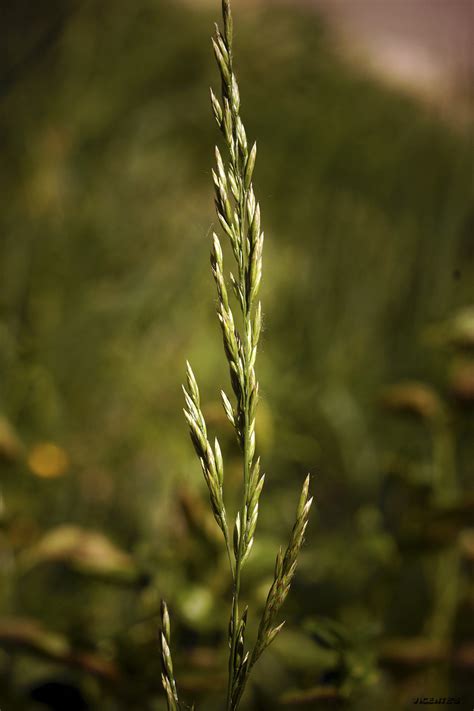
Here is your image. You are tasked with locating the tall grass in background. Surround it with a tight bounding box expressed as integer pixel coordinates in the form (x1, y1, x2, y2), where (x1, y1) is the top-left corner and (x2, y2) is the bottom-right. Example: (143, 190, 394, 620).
(0, 0, 472, 708)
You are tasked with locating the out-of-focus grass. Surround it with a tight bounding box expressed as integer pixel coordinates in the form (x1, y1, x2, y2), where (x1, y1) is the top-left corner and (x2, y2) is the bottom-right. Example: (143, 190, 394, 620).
(0, 1, 472, 709)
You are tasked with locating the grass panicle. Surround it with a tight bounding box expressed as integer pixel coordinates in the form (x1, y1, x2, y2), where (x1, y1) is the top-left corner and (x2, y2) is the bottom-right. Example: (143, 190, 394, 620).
(160, 600, 180, 711)
(160, 2, 313, 708)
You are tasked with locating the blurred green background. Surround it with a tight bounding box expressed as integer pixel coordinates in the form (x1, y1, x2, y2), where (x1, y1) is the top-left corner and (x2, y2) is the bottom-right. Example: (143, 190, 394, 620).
(1, 0, 473, 709)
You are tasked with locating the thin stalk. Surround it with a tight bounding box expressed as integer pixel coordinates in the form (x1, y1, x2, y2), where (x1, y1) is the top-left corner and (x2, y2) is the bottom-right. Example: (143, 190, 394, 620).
(226, 91, 252, 711)
(228, 388, 251, 709)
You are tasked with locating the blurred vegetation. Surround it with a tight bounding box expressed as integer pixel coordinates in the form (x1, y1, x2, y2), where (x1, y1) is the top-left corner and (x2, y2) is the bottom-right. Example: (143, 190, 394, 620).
(0, 0, 473, 709)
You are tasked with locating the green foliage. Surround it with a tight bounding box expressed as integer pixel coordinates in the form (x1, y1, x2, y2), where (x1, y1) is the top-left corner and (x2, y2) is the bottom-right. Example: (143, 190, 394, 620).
(0, 0, 472, 709)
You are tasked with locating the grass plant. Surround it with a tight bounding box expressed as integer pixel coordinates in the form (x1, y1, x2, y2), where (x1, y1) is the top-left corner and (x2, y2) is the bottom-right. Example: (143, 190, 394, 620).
(160, 1, 313, 709)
